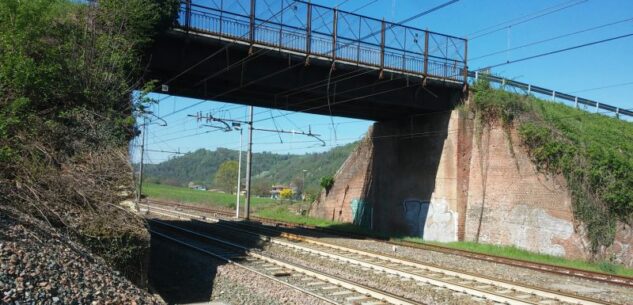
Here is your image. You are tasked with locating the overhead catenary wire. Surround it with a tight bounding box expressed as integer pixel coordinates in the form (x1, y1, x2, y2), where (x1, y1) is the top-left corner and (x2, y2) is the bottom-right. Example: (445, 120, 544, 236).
(150, 101, 633, 156)
(470, 16, 633, 61)
(476, 32, 633, 71)
(351, 0, 379, 12)
(569, 80, 633, 94)
(467, 0, 588, 40)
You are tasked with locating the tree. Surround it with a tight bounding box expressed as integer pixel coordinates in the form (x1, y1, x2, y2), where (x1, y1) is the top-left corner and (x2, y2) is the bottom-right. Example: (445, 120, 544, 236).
(292, 175, 305, 196)
(214, 160, 238, 194)
(280, 188, 294, 202)
(252, 178, 272, 197)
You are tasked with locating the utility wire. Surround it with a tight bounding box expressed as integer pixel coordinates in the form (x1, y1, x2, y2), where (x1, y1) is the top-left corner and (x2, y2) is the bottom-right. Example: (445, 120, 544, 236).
(397, 0, 459, 25)
(569, 80, 633, 94)
(470, 16, 633, 61)
(468, 0, 588, 40)
(477, 32, 633, 70)
(352, 0, 379, 12)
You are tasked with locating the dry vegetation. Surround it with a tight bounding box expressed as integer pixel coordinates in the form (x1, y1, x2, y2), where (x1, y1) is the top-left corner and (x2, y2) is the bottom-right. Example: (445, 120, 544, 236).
(0, 0, 177, 285)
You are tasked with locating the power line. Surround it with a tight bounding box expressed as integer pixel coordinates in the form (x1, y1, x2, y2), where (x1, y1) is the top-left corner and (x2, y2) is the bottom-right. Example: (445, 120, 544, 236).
(470, 16, 633, 61)
(396, 0, 460, 25)
(468, 0, 588, 40)
(569, 80, 633, 94)
(477, 32, 633, 70)
(351, 0, 378, 12)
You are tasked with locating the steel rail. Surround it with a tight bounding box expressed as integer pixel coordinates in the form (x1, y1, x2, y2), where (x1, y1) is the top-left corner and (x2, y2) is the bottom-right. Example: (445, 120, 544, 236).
(149, 229, 343, 305)
(142, 199, 633, 288)
(150, 218, 424, 305)
(144, 205, 619, 305)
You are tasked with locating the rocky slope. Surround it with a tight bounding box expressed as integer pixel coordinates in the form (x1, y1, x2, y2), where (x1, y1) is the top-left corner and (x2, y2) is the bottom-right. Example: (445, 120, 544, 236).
(0, 207, 163, 305)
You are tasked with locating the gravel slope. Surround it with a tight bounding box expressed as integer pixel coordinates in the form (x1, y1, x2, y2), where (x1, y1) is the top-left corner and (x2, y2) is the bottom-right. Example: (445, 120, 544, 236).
(0, 208, 163, 305)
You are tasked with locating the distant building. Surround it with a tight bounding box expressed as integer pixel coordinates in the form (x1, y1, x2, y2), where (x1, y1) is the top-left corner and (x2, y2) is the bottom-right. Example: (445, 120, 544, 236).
(270, 185, 286, 199)
(188, 182, 207, 191)
(270, 184, 298, 199)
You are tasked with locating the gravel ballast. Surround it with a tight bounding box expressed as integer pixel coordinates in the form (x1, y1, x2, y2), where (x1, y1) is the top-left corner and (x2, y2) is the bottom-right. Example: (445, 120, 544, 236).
(211, 263, 333, 305)
(309, 236, 633, 304)
(149, 208, 633, 305)
(149, 222, 338, 305)
(262, 243, 496, 305)
(0, 209, 163, 305)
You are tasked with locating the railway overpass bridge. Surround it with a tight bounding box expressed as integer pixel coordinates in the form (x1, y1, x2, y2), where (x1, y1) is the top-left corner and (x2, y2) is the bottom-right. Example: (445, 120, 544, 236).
(146, 0, 468, 121)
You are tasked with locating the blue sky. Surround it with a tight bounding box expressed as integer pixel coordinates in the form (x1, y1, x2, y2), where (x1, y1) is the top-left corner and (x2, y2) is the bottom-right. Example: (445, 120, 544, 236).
(137, 0, 633, 163)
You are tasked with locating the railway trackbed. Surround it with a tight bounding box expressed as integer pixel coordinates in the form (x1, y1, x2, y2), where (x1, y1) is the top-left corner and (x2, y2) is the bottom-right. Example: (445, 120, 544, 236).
(144, 204, 621, 305)
(151, 218, 427, 305)
(143, 199, 633, 289)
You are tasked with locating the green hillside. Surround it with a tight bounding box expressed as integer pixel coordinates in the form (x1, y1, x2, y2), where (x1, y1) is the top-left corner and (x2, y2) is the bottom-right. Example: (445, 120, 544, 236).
(143, 142, 359, 193)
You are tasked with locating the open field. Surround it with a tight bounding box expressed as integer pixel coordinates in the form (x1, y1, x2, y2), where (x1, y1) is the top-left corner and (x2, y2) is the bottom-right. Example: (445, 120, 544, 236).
(143, 183, 277, 209)
(143, 183, 334, 226)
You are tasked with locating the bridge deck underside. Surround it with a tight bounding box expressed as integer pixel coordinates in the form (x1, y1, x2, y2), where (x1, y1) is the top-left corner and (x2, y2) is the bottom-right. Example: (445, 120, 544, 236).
(147, 31, 465, 121)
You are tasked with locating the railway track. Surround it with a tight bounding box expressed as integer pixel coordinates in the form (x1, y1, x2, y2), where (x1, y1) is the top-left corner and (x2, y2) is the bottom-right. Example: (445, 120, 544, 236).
(144, 204, 620, 305)
(151, 218, 426, 305)
(143, 199, 633, 288)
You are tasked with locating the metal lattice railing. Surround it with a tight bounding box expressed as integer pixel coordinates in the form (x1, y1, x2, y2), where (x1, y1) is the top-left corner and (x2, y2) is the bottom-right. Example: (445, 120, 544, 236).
(470, 72, 632, 119)
(178, 0, 468, 83)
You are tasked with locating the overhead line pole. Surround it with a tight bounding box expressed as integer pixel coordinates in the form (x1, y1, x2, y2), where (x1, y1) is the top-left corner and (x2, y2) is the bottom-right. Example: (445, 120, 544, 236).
(245, 106, 254, 220)
(236, 126, 243, 218)
(136, 116, 147, 211)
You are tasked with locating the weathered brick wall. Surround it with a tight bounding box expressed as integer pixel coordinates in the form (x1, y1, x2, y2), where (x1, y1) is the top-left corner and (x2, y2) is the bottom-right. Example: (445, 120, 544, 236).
(309, 128, 373, 222)
(463, 122, 589, 258)
(311, 108, 633, 266)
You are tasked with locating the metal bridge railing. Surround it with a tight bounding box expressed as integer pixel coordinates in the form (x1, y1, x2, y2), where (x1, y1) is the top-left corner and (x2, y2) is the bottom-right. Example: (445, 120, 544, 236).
(178, 0, 468, 83)
(470, 72, 632, 119)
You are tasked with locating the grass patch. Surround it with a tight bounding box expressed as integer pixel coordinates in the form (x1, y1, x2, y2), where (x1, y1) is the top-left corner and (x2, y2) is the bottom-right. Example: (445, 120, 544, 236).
(401, 238, 633, 277)
(254, 207, 340, 227)
(142, 183, 277, 209)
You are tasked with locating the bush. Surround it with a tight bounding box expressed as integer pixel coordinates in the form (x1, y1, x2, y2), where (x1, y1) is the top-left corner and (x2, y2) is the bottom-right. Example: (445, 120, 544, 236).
(320, 176, 335, 193)
(0, 0, 178, 285)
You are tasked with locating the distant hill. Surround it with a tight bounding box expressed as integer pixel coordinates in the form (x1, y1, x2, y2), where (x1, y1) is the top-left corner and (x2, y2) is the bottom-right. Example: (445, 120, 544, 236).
(142, 142, 358, 193)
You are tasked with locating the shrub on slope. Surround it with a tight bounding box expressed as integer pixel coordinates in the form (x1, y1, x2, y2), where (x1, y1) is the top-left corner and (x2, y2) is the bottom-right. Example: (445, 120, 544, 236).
(0, 0, 177, 284)
(471, 81, 633, 253)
